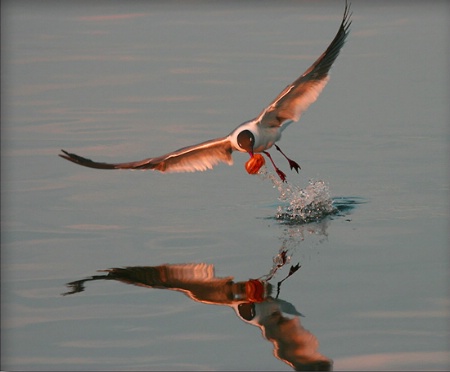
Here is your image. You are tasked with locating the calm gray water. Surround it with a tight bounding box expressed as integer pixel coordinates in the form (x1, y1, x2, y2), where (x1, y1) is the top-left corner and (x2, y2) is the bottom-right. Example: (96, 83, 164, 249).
(1, 1, 449, 370)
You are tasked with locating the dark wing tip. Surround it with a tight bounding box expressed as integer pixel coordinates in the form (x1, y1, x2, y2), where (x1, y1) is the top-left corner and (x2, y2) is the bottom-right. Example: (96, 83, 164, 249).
(59, 149, 117, 169)
(59, 149, 80, 163)
(302, 1, 352, 80)
(59, 149, 74, 162)
(343, 0, 353, 33)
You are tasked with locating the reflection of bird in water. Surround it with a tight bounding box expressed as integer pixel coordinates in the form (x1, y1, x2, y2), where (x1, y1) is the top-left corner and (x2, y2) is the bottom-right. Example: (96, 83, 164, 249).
(63, 263, 332, 370)
(59, 2, 351, 182)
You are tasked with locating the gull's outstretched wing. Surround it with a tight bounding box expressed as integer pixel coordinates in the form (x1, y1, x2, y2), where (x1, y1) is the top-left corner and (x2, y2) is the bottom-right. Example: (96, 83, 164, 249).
(257, 2, 351, 129)
(59, 136, 233, 173)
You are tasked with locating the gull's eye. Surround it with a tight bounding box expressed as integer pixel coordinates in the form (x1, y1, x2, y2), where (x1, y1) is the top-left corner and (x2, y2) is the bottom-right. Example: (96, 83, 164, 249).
(237, 130, 255, 153)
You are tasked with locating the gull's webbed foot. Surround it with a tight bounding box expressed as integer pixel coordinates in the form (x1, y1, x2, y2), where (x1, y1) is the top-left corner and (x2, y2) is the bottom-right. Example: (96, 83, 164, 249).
(274, 144, 301, 173)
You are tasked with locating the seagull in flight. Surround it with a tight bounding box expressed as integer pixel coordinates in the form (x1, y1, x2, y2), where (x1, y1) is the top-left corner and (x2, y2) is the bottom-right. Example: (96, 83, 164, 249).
(60, 3, 351, 182)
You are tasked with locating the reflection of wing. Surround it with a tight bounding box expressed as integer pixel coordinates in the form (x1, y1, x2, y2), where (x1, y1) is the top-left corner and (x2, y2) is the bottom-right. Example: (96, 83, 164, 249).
(59, 136, 233, 173)
(100, 264, 236, 305)
(256, 2, 351, 129)
(274, 317, 332, 370)
(64, 263, 275, 305)
(103, 263, 220, 287)
(232, 298, 332, 370)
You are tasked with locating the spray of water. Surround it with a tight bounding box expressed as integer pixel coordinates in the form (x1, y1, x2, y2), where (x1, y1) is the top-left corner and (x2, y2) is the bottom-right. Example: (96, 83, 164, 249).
(258, 167, 336, 224)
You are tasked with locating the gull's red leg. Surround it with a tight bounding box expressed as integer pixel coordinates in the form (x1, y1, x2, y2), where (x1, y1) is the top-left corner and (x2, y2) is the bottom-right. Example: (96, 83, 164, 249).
(263, 151, 287, 182)
(274, 144, 301, 173)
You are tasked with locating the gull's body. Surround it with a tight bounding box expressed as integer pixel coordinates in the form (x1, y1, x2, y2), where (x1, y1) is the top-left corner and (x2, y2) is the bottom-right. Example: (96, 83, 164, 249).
(60, 3, 351, 181)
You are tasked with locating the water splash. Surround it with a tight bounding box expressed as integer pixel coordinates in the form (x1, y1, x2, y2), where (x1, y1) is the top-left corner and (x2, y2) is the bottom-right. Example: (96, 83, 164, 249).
(258, 167, 336, 224)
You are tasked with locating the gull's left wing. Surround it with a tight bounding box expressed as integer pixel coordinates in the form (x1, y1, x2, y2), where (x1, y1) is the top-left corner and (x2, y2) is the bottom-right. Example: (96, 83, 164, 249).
(257, 2, 351, 129)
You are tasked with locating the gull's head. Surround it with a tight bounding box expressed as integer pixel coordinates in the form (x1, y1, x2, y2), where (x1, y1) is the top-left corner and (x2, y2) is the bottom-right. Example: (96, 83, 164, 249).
(237, 130, 255, 156)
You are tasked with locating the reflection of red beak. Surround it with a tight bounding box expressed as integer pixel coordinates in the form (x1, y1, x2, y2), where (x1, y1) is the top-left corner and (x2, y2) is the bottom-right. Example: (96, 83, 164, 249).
(249, 151, 254, 157)
(245, 279, 267, 303)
